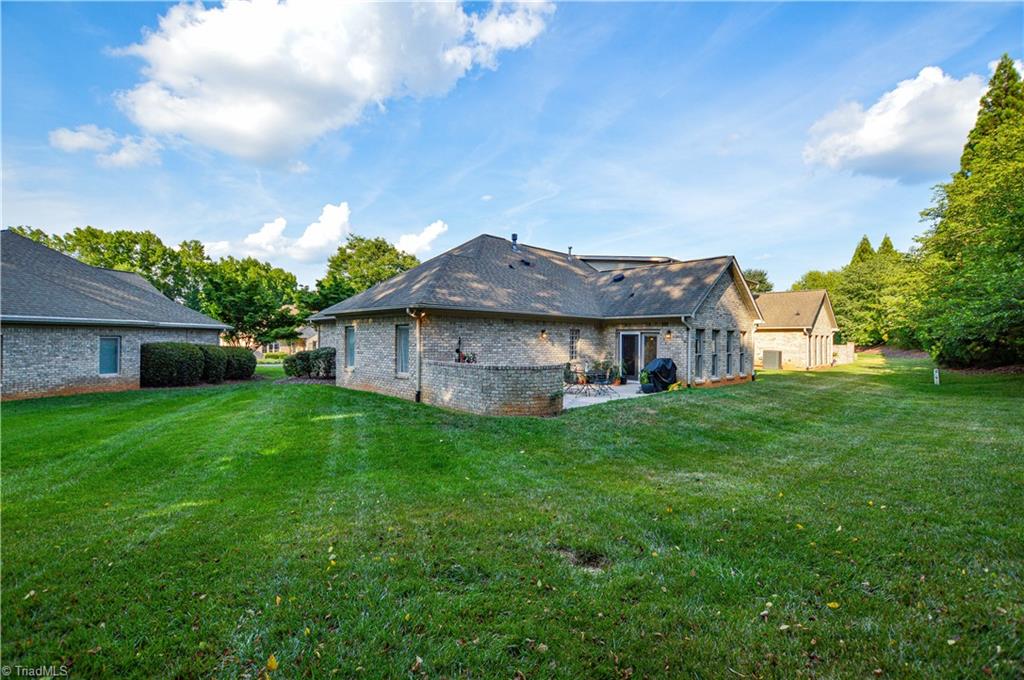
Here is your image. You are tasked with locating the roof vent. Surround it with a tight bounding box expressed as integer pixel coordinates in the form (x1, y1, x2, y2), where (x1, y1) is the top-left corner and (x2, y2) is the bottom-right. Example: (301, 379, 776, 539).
(511, 233, 519, 252)
(520, 258, 531, 267)
(612, 273, 625, 282)
(567, 246, 573, 260)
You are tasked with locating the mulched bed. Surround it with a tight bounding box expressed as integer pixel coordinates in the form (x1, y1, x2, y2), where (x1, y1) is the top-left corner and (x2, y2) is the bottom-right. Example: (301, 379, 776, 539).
(273, 376, 335, 385)
(949, 364, 1024, 375)
(142, 375, 266, 390)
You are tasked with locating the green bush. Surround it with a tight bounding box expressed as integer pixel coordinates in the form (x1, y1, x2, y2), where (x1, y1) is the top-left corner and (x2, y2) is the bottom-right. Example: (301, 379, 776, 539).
(140, 343, 204, 387)
(223, 347, 257, 380)
(283, 351, 311, 377)
(282, 348, 335, 378)
(309, 347, 336, 379)
(197, 344, 227, 384)
(262, 351, 287, 360)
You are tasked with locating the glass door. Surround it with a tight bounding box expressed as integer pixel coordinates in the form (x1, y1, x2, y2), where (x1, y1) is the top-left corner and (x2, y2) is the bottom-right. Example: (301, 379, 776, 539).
(620, 333, 639, 380)
(642, 333, 658, 368)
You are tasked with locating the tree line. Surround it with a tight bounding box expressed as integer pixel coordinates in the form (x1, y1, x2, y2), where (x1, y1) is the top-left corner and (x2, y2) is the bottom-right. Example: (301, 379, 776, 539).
(753, 55, 1023, 368)
(10, 225, 420, 348)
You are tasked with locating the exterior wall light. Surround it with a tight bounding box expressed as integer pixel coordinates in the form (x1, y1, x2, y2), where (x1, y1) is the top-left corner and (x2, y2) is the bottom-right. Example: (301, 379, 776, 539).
(664, 329, 673, 341)
(540, 329, 548, 340)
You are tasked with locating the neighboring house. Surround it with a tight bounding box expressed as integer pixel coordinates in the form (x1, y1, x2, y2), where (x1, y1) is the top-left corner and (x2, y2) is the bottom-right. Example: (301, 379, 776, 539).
(753, 290, 839, 369)
(259, 325, 318, 355)
(0, 230, 230, 400)
(311, 234, 762, 415)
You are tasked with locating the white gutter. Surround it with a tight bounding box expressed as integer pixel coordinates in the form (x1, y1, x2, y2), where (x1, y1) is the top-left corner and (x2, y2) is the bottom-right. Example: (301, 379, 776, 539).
(406, 307, 425, 402)
(0, 314, 230, 330)
(680, 314, 694, 387)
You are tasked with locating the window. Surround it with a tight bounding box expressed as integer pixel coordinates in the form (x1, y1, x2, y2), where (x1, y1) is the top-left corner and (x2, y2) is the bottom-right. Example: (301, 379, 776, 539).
(99, 336, 120, 375)
(739, 332, 747, 374)
(395, 324, 410, 374)
(694, 328, 705, 377)
(344, 326, 356, 368)
(726, 331, 735, 375)
(711, 330, 721, 377)
(569, 328, 580, 360)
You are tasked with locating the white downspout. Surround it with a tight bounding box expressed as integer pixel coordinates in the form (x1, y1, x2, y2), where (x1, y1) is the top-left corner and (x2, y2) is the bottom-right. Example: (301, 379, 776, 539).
(406, 308, 423, 401)
(680, 315, 694, 387)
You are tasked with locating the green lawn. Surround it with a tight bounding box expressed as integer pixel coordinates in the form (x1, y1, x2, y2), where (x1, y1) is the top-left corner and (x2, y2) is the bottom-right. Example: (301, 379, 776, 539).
(2, 356, 1021, 678)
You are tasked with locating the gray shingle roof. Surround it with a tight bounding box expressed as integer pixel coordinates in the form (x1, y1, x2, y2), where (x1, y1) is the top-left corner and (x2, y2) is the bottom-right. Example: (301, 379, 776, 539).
(1, 230, 230, 329)
(318, 234, 751, 321)
(754, 290, 836, 329)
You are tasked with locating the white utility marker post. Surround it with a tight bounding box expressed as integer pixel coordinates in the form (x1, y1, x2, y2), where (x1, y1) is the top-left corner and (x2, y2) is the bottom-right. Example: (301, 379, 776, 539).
(933, 368, 940, 385)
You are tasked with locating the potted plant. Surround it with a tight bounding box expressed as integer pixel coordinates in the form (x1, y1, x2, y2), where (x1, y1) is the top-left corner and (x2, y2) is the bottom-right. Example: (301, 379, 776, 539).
(610, 364, 623, 386)
(639, 369, 656, 393)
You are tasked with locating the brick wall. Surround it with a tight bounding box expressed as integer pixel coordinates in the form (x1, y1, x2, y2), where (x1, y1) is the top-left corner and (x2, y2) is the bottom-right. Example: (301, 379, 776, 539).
(421, 360, 563, 416)
(834, 342, 855, 365)
(1, 325, 220, 400)
(689, 270, 758, 384)
(334, 314, 420, 400)
(753, 329, 808, 369)
(424, 315, 607, 367)
(808, 307, 835, 367)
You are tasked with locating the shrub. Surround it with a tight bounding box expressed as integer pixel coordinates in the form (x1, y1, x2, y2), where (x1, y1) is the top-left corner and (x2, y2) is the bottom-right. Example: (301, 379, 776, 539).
(140, 342, 204, 387)
(223, 346, 257, 380)
(283, 351, 312, 377)
(309, 347, 336, 379)
(262, 351, 287, 360)
(197, 344, 227, 384)
(282, 348, 336, 379)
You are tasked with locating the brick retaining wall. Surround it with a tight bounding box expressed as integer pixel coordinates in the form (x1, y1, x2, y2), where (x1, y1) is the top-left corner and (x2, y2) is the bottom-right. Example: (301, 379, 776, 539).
(421, 360, 564, 416)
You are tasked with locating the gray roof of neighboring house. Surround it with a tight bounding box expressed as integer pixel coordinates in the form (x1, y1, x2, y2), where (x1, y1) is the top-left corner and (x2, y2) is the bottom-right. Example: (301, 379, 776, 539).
(754, 290, 837, 330)
(316, 234, 757, 321)
(1, 229, 230, 329)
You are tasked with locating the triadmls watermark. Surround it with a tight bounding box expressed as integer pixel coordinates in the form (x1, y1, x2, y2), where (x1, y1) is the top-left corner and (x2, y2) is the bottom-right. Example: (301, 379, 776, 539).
(1, 665, 71, 678)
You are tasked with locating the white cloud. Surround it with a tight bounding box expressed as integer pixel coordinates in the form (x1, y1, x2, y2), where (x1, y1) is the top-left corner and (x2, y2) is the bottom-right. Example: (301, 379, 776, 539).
(292, 201, 351, 261)
(49, 125, 117, 152)
(480, 194, 494, 201)
(242, 217, 290, 257)
(96, 136, 162, 168)
(397, 220, 448, 255)
(50, 125, 161, 168)
(107, 1, 554, 161)
(240, 201, 351, 261)
(803, 66, 986, 182)
(287, 160, 311, 174)
(203, 240, 232, 258)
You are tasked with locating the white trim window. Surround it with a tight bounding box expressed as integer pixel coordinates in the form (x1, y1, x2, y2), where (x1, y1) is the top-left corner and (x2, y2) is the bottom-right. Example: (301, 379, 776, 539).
(739, 331, 747, 374)
(726, 330, 735, 375)
(694, 328, 705, 377)
(711, 329, 721, 377)
(99, 336, 121, 375)
(569, 328, 580, 361)
(395, 324, 410, 375)
(344, 326, 356, 368)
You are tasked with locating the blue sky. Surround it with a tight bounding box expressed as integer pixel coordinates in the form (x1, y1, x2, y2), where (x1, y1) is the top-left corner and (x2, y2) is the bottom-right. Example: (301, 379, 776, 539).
(2, 2, 1021, 288)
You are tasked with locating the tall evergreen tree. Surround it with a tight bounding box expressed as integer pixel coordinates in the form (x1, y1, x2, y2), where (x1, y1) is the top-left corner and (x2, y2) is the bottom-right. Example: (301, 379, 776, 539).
(877, 235, 896, 256)
(742, 268, 773, 293)
(915, 54, 1024, 366)
(960, 54, 1024, 174)
(850, 236, 875, 264)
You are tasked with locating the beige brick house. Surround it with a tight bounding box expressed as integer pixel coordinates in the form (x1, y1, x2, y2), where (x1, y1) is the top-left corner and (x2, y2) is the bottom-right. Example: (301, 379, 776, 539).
(1, 230, 229, 400)
(312, 234, 763, 415)
(753, 290, 839, 369)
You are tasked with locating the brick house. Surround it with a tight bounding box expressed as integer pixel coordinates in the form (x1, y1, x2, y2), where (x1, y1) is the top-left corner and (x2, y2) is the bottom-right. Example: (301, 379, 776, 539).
(752, 290, 839, 369)
(311, 234, 763, 415)
(1, 230, 230, 400)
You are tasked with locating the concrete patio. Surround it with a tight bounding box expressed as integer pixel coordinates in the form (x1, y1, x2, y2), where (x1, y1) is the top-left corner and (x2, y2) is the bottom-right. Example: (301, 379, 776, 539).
(562, 383, 650, 410)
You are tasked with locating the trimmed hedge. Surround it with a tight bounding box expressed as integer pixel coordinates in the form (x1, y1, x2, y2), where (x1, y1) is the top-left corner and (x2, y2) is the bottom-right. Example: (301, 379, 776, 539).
(140, 343, 204, 387)
(197, 344, 227, 384)
(283, 347, 335, 379)
(223, 346, 257, 380)
(263, 351, 287, 360)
